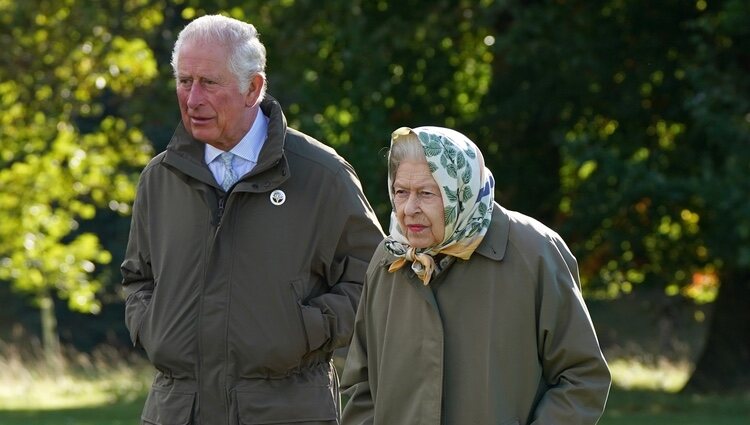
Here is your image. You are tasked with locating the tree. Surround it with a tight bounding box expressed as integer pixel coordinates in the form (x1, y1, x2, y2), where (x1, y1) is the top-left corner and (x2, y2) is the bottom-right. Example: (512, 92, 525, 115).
(176, 0, 498, 223)
(481, 0, 749, 392)
(676, 0, 750, 391)
(4, 0, 747, 392)
(151, 0, 750, 391)
(0, 0, 158, 367)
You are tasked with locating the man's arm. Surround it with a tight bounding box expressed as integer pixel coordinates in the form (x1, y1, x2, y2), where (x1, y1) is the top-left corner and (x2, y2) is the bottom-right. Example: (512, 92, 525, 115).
(120, 181, 154, 348)
(301, 165, 384, 353)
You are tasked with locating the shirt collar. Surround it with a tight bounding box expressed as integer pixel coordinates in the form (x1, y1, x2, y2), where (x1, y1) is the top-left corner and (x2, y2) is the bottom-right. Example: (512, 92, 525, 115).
(204, 108, 269, 164)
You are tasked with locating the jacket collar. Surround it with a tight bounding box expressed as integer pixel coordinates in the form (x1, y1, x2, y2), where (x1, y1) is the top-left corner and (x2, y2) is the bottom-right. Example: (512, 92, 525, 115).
(377, 203, 509, 309)
(161, 96, 290, 192)
(473, 202, 509, 262)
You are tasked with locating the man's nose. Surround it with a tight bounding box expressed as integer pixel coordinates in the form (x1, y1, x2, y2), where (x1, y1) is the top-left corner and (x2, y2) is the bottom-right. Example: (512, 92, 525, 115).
(186, 82, 204, 109)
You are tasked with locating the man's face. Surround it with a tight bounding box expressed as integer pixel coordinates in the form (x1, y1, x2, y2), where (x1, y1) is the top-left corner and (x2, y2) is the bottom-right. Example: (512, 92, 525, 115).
(175, 40, 256, 150)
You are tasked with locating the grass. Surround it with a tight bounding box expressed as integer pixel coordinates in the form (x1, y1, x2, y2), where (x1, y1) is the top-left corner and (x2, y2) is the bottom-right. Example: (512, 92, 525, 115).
(608, 356, 692, 392)
(0, 346, 747, 425)
(0, 396, 146, 425)
(1, 288, 749, 425)
(0, 389, 747, 425)
(601, 388, 750, 425)
(0, 338, 152, 415)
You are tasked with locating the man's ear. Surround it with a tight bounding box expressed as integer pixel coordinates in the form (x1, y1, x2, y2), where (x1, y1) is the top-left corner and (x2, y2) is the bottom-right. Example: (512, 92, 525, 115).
(245, 74, 265, 107)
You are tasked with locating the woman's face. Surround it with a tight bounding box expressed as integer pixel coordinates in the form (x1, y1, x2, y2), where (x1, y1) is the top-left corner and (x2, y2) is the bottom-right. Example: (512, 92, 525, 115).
(393, 159, 445, 249)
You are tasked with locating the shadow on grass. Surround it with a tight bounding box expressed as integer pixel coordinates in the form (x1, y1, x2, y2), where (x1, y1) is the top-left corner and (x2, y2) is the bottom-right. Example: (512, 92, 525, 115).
(0, 396, 145, 425)
(601, 387, 750, 425)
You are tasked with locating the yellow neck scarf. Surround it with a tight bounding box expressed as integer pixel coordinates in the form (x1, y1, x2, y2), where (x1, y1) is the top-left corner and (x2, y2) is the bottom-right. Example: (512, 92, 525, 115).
(387, 237, 483, 285)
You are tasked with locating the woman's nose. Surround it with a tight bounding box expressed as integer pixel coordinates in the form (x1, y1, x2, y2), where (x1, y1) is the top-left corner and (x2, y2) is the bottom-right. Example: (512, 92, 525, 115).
(404, 193, 421, 215)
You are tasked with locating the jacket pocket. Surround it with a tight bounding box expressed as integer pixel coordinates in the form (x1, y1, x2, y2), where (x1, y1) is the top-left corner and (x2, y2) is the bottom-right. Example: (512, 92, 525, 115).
(233, 368, 338, 425)
(291, 280, 329, 352)
(125, 289, 153, 347)
(141, 385, 195, 425)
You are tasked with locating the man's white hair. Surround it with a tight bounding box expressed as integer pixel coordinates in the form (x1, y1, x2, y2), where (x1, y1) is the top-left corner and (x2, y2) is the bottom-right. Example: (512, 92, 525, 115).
(171, 14, 267, 99)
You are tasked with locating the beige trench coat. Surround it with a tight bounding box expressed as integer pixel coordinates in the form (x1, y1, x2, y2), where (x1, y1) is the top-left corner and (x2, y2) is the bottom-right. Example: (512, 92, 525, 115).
(341, 203, 610, 425)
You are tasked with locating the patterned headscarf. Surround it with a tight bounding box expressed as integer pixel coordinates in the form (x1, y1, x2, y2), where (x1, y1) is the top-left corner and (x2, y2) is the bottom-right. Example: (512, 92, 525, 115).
(384, 126, 495, 285)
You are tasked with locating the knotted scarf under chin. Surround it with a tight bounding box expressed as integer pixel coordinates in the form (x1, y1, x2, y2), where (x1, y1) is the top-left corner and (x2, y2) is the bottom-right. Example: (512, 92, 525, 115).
(387, 238, 483, 286)
(387, 247, 436, 286)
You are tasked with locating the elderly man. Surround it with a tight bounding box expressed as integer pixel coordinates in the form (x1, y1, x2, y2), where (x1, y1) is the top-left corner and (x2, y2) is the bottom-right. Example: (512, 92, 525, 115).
(121, 15, 383, 425)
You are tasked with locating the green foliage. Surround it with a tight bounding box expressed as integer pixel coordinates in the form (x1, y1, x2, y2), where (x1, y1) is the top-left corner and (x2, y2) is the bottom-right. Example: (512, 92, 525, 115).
(482, 0, 749, 299)
(0, 0, 156, 313)
(2, 0, 748, 347)
(221, 0, 499, 220)
(237, 0, 748, 303)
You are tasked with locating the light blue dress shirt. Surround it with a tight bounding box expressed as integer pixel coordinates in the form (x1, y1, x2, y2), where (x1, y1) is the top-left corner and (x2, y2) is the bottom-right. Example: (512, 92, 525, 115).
(205, 108, 269, 187)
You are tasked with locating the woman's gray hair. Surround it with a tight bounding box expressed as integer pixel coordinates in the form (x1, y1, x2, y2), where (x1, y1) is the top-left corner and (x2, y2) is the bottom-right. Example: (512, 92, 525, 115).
(171, 15, 267, 99)
(388, 131, 428, 184)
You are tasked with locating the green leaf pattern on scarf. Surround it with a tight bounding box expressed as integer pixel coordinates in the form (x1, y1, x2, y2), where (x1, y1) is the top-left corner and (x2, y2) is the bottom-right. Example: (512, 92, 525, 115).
(385, 126, 496, 267)
(444, 186, 458, 203)
(461, 186, 473, 203)
(444, 205, 457, 226)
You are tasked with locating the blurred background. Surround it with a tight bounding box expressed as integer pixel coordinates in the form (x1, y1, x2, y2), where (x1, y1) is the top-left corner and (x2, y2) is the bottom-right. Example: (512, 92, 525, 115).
(0, 0, 748, 423)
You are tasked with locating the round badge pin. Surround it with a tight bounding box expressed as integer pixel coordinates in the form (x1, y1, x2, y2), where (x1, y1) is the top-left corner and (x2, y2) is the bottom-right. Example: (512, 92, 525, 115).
(270, 189, 286, 206)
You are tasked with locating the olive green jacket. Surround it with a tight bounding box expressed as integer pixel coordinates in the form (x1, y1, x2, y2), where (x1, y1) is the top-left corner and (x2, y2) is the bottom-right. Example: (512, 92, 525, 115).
(341, 203, 610, 425)
(121, 96, 384, 425)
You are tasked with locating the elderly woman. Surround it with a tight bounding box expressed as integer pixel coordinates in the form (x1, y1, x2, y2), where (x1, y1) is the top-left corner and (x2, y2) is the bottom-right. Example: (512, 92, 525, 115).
(341, 126, 611, 425)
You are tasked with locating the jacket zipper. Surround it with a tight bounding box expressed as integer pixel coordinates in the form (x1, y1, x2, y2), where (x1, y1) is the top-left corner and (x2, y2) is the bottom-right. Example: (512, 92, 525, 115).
(217, 195, 226, 223)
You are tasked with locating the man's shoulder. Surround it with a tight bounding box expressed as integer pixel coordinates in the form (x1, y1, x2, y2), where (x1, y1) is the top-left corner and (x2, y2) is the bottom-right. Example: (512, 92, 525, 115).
(284, 127, 349, 174)
(140, 151, 167, 176)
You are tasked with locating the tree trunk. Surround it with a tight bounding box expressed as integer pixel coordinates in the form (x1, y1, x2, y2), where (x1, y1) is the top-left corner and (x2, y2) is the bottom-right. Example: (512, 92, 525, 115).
(682, 269, 750, 393)
(39, 291, 63, 375)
